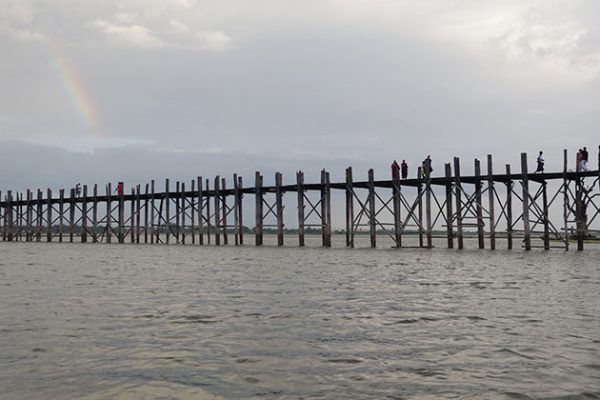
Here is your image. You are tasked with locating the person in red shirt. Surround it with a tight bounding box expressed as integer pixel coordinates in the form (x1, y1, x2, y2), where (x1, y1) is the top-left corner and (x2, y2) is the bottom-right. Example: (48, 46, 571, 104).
(391, 160, 400, 180)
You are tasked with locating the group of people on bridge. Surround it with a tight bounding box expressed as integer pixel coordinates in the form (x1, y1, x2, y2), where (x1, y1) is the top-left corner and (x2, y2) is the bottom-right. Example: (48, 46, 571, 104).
(391, 156, 432, 180)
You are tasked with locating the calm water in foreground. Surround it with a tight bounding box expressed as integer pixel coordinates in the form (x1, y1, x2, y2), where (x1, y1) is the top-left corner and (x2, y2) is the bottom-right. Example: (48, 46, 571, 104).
(1, 238, 599, 400)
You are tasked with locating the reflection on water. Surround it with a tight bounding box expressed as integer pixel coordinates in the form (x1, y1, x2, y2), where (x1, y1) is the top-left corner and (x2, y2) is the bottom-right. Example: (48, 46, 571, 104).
(1, 238, 599, 399)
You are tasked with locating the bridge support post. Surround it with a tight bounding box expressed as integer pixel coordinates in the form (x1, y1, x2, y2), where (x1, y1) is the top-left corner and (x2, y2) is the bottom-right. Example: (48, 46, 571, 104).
(521, 153, 531, 251)
(475, 159, 485, 249)
(368, 169, 376, 248)
(445, 163, 454, 249)
(345, 167, 354, 248)
(297, 171, 305, 247)
(506, 165, 513, 250)
(487, 155, 496, 250)
(276, 172, 284, 246)
(255, 172, 263, 246)
(453, 157, 463, 249)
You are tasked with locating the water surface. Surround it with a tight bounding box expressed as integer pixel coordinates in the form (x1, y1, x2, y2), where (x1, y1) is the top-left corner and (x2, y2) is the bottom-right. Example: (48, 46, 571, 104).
(1, 240, 599, 399)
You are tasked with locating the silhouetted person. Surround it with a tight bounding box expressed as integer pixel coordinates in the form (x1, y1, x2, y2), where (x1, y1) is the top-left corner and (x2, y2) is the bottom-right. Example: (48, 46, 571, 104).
(75, 183, 81, 197)
(422, 155, 433, 176)
(391, 160, 400, 180)
(401, 160, 408, 179)
(116, 182, 124, 197)
(535, 151, 544, 173)
(576, 149, 583, 171)
(582, 146, 589, 171)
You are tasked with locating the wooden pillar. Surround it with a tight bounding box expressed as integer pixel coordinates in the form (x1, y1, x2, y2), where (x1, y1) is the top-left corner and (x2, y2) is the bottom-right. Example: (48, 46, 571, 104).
(506, 165, 513, 250)
(322, 171, 331, 247)
(297, 171, 305, 247)
(197, 177, 204, 245)
(487, 155, 496, 250)
(69, 188, 75, 243)
(150, 180, 155, 244)
(255, 172, 263, 246)
(221, 178, 228, 245)
(181, 182, 186, 244)
(275, 172, 284, 246)
(175, 181, 181, 243)
(521, 153, 531, 251)
(326, 172, 332, 247)
(475, 159, 485, 249)
(542, 180, 550, 250)
(36, 190, 42, 242)
(190, 180, 195, 244)
(81, 185, 88, 243)
(392, 168, 402, 248)
(214, 176, 221, 246)
(233, 174, 239, 245)
(144, 184, 149, 244)
(444, 163, 454, 249)
(7, 191, 13, 241)
(453, 157, 464, 249)
(25, 190, 31, 241)
(92, 185, 98, 242)
(425, 160, 433, 249)
(417, 167, 424, 248)
(130, 188, 135, 243)
(575, 173, 584, 251)
(345, 167, 354, 248)
(368, 168, 376, 248)
(165, 179, 170, 244)
(58, 189, 64, 242)
(562, 150, 569, 251)
(238, 175, 244, 245)
(47, 189, 53, 242)
(206, 178, 211, 245)
(106, 183, 112, 243)
(117, 184, 125, 243)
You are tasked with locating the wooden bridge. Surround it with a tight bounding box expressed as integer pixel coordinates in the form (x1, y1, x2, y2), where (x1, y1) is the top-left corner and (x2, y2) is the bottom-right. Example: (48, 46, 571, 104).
(1, 149, 599, 251)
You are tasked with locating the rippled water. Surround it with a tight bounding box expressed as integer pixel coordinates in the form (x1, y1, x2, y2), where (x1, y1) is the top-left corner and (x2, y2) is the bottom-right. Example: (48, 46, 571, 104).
(1, 239, 599, 399)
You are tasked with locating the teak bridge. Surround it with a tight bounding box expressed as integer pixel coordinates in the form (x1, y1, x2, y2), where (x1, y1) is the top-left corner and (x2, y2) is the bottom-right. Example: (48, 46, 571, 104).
(1, 149, 599, 251)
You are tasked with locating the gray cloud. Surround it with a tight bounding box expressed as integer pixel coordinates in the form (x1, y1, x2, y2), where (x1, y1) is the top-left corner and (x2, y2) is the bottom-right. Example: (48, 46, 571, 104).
(0, 0, 599, 192)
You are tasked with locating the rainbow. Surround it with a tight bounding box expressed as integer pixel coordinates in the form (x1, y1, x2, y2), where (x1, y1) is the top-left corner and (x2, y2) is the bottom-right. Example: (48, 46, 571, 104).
(50, 43, 101, 134)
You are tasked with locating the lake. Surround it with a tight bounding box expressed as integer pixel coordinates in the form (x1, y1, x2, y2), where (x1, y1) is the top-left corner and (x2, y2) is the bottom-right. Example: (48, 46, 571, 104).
(1, 238, 599, 399)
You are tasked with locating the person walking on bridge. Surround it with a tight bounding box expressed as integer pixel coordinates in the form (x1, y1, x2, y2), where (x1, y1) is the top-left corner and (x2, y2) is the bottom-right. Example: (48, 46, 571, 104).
(401, 160, 408, 179)
(535, 151, 544, 173)
(391, 160, 400, 180)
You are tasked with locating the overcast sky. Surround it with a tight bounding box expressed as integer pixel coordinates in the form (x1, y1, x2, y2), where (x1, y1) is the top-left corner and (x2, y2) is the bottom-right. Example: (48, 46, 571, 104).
(1, 0, 599, 191)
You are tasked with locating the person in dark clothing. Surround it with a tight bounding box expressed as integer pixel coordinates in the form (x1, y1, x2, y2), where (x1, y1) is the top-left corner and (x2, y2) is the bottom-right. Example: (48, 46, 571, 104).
(582, 147, 589, 171)
(391, 160, 400, 180)
(422, 155, 433, 176)
(116, 182, 124, 197)
(401, 160, 408, 179)
(535, 151, 544, 173)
